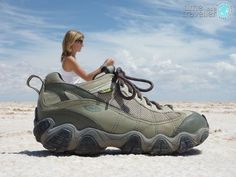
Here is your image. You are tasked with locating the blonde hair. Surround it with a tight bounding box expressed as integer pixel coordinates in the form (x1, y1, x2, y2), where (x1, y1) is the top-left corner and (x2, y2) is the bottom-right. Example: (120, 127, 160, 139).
(61, 30, 84, 61)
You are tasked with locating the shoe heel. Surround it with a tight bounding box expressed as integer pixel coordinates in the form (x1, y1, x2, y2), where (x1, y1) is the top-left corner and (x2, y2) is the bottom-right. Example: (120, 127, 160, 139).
(34, 117, 73, 153)
(43, 127, 73, 152)
(33, 118, 53, 142)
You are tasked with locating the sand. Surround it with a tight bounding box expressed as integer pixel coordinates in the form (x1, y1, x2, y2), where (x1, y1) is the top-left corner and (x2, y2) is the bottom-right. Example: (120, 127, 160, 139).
(0, 102, 236, 177)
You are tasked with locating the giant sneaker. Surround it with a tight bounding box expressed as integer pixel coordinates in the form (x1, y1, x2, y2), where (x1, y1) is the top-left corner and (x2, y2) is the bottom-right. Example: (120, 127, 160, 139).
(27, 67, 209, 155)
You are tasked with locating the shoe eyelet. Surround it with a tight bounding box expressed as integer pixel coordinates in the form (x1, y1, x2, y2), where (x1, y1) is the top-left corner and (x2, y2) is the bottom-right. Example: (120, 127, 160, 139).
(119, 82, 124, 88)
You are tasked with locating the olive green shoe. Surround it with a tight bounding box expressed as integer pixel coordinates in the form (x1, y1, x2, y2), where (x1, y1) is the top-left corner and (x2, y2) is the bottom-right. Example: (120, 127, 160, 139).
(27, 67, 209, 155)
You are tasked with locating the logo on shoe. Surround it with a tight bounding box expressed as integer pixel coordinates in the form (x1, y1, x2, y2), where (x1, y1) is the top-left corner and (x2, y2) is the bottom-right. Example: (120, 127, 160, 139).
(83, 105, 102, 112)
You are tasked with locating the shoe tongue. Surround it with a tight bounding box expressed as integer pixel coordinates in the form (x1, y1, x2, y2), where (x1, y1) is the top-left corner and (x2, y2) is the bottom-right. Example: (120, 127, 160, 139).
(93, 72, 106, 80)
(78, 74, 114, 94)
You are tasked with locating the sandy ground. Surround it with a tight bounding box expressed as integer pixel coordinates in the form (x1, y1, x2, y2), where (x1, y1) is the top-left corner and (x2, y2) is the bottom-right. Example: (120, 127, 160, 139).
(0, 102, 236, 177)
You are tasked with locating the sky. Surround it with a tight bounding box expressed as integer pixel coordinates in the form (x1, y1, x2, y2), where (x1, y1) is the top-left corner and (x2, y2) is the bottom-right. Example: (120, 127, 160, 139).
(0, 0, 236, 101)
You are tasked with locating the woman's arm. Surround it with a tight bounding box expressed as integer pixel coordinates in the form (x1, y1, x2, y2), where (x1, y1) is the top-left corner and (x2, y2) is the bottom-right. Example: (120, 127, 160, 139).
(63, 57, 114, 81)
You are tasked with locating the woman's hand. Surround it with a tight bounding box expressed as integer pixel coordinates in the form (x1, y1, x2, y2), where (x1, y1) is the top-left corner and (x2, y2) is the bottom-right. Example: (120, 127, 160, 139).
(104, 58, 114, 66)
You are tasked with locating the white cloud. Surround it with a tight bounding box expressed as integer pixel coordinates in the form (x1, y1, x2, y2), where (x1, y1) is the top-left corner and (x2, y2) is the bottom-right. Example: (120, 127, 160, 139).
(191, 17, 233, 34)
(230, 53, 236, 64)
(216, 61, 236, 72)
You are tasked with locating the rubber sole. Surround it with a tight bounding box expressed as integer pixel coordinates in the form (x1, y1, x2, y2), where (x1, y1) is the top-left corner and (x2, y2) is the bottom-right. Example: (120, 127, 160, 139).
(33, 118, 209, 155)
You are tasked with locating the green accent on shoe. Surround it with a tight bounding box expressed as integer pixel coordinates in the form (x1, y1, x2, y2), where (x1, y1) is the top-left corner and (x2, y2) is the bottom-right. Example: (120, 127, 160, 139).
(98, 87, 113, 94)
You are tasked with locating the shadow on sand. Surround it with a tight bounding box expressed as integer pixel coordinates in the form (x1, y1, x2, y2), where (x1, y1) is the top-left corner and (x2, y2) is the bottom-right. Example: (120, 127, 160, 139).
(10, 148, 202, 157)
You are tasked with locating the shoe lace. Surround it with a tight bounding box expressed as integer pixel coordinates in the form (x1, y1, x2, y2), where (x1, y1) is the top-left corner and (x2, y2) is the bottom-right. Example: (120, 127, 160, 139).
(113, 67, 162, 110)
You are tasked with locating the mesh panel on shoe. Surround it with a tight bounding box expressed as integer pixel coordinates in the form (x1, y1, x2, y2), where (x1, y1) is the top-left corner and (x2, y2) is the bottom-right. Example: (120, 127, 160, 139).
(94, 91, 113, 103)
(137, 99, 169, 122)
(112, 90, 141, 118)
(139, 103, 155, 122)
(165, 112, 181, 119)
(94, 86, 172, 123)
(164, 112, 184, 128)
(94, 87, 140, 116)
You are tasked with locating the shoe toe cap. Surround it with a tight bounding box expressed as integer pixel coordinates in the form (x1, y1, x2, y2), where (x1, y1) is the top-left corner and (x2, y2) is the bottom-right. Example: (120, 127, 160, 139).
(174, 112, 209, 135)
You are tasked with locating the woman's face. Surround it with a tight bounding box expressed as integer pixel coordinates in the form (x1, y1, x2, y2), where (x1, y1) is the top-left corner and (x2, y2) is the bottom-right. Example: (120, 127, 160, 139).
(72, 39, 83, 53)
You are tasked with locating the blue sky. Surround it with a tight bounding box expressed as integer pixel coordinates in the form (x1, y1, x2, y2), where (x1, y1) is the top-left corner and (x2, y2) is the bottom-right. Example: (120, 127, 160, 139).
(0, 0, 236, 101)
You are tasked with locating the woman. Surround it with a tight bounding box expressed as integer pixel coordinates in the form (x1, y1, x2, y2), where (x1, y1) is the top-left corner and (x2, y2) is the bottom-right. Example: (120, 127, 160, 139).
(60, 30, 114, 84)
